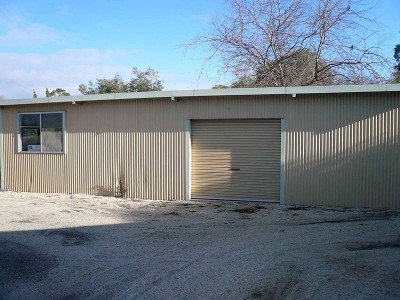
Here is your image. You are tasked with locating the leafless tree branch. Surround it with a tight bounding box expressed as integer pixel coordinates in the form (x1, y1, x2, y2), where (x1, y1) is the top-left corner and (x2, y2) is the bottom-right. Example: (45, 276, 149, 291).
(185, 0, 391, 87)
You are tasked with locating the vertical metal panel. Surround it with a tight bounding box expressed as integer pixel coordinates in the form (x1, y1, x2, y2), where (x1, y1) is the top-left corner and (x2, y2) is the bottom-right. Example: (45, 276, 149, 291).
(0, 108, 4, 189)
(184, 119, 191, 200)
(280, 118, 286, 205)
(2, 92, 400, 208)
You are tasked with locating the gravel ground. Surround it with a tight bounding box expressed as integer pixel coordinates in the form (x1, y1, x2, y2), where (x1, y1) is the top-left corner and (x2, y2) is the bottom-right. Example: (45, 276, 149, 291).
(0, 191, 399, 300)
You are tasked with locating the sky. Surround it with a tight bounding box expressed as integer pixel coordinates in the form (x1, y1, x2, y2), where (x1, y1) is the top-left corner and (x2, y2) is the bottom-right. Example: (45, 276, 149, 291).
(0, 0, 399, 99)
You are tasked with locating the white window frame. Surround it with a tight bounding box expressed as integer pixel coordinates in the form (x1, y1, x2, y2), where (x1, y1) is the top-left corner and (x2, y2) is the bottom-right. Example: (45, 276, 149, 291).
(18, 111, 66, 154)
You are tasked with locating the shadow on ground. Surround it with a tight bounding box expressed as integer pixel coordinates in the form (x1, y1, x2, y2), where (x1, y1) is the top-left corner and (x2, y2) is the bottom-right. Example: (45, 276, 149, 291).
(1, 198, 400, 300)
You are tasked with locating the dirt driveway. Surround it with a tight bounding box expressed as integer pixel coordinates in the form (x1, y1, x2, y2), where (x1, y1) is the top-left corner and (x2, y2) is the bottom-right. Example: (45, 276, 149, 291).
(0, 192, 399, 299)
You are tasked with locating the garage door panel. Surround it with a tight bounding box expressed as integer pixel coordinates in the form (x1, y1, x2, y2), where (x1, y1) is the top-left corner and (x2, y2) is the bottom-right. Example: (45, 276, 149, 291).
(191, 157, 281, 162)
(192, 164, 281, 169)
(192, 174, 281, 180)
(192, 176, 281, 184)
(191, 119, 281, 201)
(192, 168, 281, 174)
(191, 190, 281, 200)
(192, 185, 281, 192)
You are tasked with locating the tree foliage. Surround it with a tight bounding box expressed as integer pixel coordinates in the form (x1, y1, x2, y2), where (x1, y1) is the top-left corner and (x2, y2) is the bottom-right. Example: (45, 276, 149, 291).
(78, 74, 128, 95)
(78, 67, 163, 95)
(393, 44, 400, 83)
(128, 67, 164, 92)
(212, 84, 230, 89)
(190, 0, 389, 87)
(49, 88, 71, 97)
(43, 87, 71, 97)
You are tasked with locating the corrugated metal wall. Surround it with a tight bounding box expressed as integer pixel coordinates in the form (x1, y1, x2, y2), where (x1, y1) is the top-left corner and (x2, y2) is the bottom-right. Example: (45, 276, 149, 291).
(2, 92, 399, 208)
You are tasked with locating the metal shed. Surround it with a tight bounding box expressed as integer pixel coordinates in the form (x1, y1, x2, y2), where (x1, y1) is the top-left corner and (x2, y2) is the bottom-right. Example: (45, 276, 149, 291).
(0, 84, 399, 208)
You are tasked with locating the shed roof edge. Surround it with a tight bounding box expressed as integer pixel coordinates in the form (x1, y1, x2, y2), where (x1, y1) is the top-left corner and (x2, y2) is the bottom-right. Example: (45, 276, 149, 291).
(1, 84, 399, 106)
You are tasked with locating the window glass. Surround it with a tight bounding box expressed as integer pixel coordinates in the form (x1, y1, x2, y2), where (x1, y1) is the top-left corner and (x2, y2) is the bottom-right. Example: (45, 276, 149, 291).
(21, 128, 40, 151)
(19, 112, 64, 153)
(41, 130, 63, 152)
(41, 113, 63, 129)
(41, 113, 63, 152)
(20, 114, 40, 127)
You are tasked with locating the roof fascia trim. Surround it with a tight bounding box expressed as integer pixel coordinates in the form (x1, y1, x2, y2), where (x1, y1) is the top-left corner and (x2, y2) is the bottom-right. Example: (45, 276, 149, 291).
(1, 84, 398, 106)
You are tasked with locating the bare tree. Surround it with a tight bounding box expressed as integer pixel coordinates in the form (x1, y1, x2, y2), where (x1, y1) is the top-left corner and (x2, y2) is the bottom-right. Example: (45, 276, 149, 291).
(188, 0, 390, 87)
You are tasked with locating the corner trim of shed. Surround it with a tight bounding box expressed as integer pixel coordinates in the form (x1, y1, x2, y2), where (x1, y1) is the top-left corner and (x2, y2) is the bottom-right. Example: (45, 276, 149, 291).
(0, 107, 4, 190)
(280, 118, 286, 205)
(184, 119, 191, 200)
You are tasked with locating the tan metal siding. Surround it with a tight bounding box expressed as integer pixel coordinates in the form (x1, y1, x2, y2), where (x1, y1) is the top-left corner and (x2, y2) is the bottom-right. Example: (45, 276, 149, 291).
(2, 92, 400, 208)
(3, 100, 186, 200)
(191, 119, 281, 201)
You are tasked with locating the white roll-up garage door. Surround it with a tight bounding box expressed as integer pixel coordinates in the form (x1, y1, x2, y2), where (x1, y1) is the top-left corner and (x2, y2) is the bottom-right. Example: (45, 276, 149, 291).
(191, 119, 281, 201)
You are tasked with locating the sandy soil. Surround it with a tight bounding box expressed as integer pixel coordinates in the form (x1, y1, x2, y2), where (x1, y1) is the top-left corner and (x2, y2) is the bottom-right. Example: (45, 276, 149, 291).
(0, 191, 399, 300)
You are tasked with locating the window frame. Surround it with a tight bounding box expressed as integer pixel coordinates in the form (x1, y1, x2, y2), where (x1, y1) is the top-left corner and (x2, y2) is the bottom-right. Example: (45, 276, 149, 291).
(17, 111, 66, 154)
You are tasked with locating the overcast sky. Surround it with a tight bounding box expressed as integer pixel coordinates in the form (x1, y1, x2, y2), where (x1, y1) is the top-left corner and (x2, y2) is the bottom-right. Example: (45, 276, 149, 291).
(0, 0, 399, 99)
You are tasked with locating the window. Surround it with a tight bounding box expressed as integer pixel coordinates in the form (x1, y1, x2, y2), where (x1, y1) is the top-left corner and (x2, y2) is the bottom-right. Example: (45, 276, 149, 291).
(18, 112, 65, 153)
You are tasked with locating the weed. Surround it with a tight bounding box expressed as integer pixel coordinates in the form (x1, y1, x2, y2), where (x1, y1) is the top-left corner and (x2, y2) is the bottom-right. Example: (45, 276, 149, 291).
(234, 207, 257, 214)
